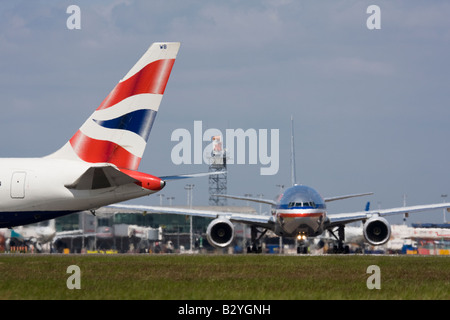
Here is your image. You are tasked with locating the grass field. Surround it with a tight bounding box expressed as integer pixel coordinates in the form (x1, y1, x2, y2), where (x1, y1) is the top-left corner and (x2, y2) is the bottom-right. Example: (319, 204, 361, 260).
(0, 254, 448, 300)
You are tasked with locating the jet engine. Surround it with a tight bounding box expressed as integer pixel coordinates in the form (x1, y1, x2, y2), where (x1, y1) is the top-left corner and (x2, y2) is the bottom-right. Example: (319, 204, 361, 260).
(363, 216, 391, 246)
(206, 218, 235, 248)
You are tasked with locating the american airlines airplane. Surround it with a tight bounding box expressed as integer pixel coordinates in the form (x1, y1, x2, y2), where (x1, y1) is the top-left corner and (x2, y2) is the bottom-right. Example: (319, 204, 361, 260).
(112, 118, 450, 253)
(0, 42, 181, 229)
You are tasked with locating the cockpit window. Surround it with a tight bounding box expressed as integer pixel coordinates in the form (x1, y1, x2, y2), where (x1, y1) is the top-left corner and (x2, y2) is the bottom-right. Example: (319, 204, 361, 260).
(288, 201, 317, 208)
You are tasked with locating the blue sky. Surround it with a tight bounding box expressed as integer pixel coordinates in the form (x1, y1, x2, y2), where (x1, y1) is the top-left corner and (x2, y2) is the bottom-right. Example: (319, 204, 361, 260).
(1, 1, 450, 224)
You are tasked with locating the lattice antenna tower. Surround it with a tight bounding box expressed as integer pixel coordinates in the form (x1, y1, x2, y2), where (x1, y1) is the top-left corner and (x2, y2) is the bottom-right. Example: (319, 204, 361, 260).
(208, 136, 227, 206)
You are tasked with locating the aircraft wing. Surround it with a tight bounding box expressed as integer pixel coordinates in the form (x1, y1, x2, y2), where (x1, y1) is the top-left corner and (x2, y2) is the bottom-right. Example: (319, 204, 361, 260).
(213, 192, 372, 206)
(324, 192, 374, 202)
(211, 194, 278, 206)
(327, 202, 450, 228)
(108, 204, 276, 229)
(65, 165, 138, 190)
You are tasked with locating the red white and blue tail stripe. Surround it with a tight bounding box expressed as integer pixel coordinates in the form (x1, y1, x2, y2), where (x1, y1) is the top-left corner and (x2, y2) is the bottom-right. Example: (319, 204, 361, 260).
(48, 42, 180, 170)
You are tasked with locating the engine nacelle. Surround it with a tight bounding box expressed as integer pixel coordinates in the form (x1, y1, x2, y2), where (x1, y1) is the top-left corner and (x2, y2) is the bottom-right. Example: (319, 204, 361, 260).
(206, 218, 235, 248)
(363, 216, 391, 246)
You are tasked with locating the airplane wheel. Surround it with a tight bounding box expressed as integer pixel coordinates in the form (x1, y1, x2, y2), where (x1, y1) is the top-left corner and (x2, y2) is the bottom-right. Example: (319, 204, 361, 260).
(297, 246, 307, 254)
(247, 245, 262, 254)
(331, 244, 350, 254)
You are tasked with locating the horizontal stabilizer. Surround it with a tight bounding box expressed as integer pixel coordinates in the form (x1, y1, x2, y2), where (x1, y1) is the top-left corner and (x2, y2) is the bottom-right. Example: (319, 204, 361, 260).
(65, 166, 138, 190)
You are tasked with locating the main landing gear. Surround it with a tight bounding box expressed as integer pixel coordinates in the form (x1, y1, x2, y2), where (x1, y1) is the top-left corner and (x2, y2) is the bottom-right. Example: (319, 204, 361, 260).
(247, 226, 267, 253)
(328, 225, 350, 254)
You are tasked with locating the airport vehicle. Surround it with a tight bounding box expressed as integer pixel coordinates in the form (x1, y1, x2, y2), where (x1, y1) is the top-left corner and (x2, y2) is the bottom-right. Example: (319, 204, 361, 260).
(0, 42, 181, 228)
(112, 118, 450, 253)
(0, 220, 55, 252)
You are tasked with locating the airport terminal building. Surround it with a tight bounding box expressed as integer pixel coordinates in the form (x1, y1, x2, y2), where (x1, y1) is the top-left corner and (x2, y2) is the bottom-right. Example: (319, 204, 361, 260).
(6, 207, 449, 255)
(53, 206, 256, 253)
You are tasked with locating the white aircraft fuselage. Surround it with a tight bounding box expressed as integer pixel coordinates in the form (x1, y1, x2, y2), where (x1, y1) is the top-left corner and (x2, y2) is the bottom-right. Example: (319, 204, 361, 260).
(0, 158, 163, 227)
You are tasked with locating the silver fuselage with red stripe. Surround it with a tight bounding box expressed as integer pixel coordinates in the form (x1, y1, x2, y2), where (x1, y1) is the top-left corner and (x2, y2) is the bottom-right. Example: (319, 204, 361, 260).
(272, 185, 327, 238)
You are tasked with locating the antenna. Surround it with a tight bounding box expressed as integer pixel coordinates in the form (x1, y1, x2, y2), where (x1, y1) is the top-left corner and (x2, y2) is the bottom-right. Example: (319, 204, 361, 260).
(290, 115, 297, 186)
(209, 136, 227, 206)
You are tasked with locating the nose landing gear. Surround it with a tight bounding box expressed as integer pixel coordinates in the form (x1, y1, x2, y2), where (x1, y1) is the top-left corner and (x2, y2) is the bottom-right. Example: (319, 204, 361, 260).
(296, 232, 308, 254)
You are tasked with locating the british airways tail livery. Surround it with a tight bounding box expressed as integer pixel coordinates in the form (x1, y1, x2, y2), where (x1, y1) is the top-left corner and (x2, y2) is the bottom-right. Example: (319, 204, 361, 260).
(0, 42, 180, 228)
(48, 42, 179, 170)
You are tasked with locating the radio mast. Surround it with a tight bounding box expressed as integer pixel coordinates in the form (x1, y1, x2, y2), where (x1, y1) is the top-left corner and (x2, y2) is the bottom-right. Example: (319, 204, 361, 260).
(208, 136, 227, 206)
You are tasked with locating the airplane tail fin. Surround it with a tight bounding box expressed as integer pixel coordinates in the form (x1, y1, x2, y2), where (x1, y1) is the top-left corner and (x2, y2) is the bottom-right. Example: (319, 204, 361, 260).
(47, 42, 180, 170)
